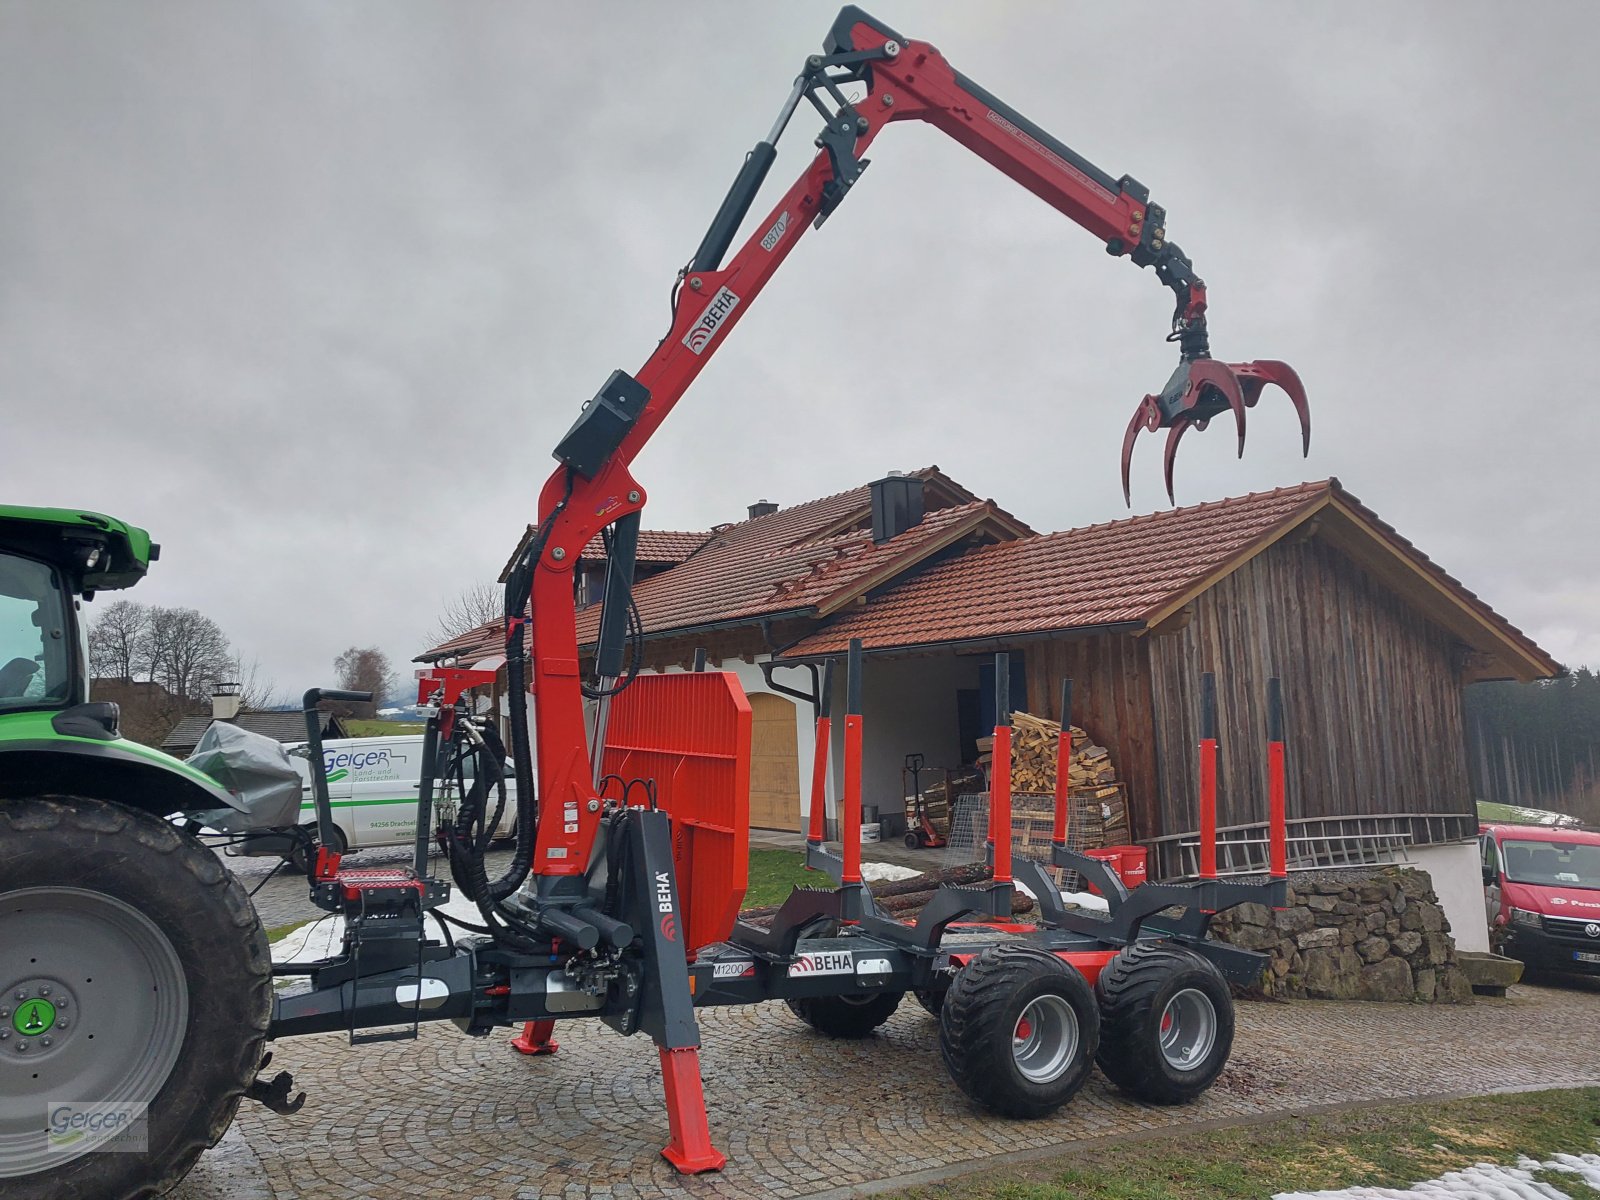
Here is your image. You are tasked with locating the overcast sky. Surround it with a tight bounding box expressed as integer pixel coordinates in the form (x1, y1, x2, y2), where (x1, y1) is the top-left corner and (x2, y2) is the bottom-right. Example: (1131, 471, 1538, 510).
(3, 1, 1597, 699)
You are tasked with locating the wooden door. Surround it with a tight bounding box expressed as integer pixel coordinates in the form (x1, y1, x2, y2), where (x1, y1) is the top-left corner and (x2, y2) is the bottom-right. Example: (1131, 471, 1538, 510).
(748, 692, 801, 831)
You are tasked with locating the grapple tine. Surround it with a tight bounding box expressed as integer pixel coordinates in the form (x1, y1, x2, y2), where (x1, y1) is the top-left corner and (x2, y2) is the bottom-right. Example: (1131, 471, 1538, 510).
(1185, 359, 1249, 460)
(1162, 417, 1193, 505)
(1232, 360, 1311, 457)
(1120, 395, 1161, 506)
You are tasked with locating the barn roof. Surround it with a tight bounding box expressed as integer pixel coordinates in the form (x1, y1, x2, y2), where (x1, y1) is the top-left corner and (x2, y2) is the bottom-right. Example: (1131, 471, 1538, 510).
(780, 479, 1559, 684)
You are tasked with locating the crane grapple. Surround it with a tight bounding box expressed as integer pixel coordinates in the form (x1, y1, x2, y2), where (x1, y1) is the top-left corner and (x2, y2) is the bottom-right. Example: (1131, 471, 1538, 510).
(1122, 357, 1311, 505)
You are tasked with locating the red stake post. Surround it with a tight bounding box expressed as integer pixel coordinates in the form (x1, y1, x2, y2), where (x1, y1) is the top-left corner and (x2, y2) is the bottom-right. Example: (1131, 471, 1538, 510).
(808, 716, 830, 847)
(1198, 672, 1219, 881)
(991, 724, 1013, 883)
(1052, 678, 1074, 846)
(1267, 676, 1288, 879)
(840, 639, 865, 888)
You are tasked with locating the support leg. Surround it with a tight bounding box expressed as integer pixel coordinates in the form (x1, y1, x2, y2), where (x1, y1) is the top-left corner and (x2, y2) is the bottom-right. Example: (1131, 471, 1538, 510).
(658, 1046, 726, 1173)
(510, 1019, 559, 1056)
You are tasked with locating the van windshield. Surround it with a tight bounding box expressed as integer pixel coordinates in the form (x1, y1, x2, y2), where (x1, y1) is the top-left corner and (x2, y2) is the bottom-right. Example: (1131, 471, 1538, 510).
(0, 552, 73, 712)
(1501, 839, 1600, 890)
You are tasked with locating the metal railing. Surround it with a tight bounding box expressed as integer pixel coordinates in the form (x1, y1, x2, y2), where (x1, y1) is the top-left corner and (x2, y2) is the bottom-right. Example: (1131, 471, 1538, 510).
(1140, 811, 1478, 882)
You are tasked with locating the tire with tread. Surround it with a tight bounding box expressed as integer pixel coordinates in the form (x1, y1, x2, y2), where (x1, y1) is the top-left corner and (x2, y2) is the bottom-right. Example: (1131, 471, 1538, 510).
(785, 990, 903, 1037)
(0, 795, 272, 1199)
(939, 942, 1098, 1118)
(1094, 941, 1234, 1105)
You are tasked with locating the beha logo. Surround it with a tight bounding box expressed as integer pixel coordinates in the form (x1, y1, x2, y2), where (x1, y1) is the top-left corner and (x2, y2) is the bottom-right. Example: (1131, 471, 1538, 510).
(682, 286, 740, 354)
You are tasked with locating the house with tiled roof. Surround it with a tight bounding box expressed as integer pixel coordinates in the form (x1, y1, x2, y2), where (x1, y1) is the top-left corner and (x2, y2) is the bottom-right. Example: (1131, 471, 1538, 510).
(417, 468, 1033, 827)
(418, 472, 1557, 947)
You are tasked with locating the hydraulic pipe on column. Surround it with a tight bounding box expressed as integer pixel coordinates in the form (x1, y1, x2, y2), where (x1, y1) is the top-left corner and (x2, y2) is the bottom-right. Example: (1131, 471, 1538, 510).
(807, 659, 834, 848)
(1198, 672, 1219, 880)
(1052, 678, 1074, 847)
(990, 653, 1013, 884)
(1267, 676, 1288, 879)
(841, 640, 864, 887)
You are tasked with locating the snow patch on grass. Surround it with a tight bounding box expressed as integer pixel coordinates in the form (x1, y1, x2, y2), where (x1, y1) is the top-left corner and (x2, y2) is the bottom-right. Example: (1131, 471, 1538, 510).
(1275, 1148, 1600, 1199)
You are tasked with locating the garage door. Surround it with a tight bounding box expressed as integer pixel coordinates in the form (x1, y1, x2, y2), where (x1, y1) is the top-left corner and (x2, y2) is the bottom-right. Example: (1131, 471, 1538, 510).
(748, 692, 801, 832)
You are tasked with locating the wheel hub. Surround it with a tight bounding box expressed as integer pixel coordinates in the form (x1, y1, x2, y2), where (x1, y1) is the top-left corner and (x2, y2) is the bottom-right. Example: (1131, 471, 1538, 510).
(1010, 993, 1079, 1085)
(1158, 987, 1217, 1071)
(1, 979, 79, 1056)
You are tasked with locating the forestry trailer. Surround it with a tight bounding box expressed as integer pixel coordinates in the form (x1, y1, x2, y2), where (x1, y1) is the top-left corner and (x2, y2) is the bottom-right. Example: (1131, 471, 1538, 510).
(0, 8, 1308, 1197)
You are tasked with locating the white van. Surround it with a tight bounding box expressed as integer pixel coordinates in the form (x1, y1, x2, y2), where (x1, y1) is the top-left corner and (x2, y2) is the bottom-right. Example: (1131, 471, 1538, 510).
(227, 734, 518, 871)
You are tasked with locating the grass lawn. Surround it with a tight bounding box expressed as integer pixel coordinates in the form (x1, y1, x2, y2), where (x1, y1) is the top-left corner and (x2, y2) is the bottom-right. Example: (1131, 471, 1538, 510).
(894, 1088, 1600, 1200)
(264, 919, 312, 944)
(743, 848, 840, 909)
(342, 718, 426, 737)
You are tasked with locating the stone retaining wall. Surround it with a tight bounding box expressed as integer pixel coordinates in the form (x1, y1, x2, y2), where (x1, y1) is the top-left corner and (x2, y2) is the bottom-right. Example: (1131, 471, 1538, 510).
(1209, 866, 1473, 1003)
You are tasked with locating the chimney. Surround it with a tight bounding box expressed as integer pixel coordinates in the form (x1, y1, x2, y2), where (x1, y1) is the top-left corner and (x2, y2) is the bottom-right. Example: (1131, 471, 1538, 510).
(211, 682, 242, 721)
(747, 499, 779, 519)
(869, 472, 924, 543)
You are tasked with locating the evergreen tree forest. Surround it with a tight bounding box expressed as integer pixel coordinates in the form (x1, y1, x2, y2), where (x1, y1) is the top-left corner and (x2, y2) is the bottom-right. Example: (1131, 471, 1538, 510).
(1463, 667, 1600, 826)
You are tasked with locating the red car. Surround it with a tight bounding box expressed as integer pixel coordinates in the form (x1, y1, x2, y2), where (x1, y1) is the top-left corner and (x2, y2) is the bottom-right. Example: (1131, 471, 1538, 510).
(1481, 822, 1600, 975)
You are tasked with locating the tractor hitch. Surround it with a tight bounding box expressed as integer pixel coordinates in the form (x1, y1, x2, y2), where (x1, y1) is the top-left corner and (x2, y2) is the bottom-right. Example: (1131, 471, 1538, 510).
(1121, 356, 1310, 505)
(245, 1053, 306, 1115)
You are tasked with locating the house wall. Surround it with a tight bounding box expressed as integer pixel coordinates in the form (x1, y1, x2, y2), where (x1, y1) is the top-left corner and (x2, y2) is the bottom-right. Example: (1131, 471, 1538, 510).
(827, 654, 981, 827)
(1147, 534, 1475, 837)
(1406, 840, 1490, 953)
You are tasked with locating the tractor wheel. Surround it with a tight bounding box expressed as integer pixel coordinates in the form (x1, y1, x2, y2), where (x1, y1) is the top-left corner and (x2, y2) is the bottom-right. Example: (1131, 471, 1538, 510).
(939, 942, 1098, 1118)
(1094, 942, 1234, 1105)
(785, 990, 903, 1038)
(285, 820, 346, 876)
(0, 796, 272, 1198)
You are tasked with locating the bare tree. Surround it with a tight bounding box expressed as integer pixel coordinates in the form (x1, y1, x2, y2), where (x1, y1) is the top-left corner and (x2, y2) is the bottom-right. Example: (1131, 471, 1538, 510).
(230, 654, 285, 711)
(144, 607, 233, 701)
(88, 600, 242, 745)
(87, 598, 146, 682)
(333, 646, 397, 718)
(430, 582, 502, 646)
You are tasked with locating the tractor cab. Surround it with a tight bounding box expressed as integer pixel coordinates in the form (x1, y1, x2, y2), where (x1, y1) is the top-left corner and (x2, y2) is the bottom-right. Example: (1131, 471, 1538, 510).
(0, 506, 158, 714)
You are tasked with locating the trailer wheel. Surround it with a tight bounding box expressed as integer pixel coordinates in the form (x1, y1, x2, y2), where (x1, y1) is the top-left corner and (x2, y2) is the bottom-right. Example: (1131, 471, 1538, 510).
(939, 943, 1098, 1118)
(0, 796, 272, 1199)
(784, 990, 903, 1038)
(1094, 942, 1233, 1105)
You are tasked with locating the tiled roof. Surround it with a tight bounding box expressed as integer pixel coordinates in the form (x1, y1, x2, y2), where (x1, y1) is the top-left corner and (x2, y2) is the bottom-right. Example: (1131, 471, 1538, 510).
(784, 481, 1331, 655)
(418, 467, 1030, 663)
(497, 526, 710, 583)
(782, 479, 1557, 680)
(162, 710, 346, 754)
(574, 496, 1007, 643)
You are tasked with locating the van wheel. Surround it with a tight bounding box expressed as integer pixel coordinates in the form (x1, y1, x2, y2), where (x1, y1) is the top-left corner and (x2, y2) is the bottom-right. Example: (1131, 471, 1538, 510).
(0, 795, 271, 1198)
(285, 821, 346, 876)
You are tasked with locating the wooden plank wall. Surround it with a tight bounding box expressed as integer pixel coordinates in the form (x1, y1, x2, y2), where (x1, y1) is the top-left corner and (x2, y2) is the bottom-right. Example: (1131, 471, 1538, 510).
(1024, 635, 1161, 845)
(1146, 535, 1473, 837)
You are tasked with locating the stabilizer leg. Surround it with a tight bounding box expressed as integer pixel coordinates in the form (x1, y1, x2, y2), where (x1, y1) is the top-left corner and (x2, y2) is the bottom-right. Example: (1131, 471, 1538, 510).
(658, 1046, 726, 1173)
(510, 1019, 559, 1056)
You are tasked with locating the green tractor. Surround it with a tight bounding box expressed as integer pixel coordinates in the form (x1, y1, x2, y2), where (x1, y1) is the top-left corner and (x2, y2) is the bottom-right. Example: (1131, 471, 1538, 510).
(0, 506, 271, 1198)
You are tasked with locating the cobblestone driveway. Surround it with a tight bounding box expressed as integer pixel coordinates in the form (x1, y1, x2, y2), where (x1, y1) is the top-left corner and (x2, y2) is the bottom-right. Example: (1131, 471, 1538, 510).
(174, 955, 1600, 1200)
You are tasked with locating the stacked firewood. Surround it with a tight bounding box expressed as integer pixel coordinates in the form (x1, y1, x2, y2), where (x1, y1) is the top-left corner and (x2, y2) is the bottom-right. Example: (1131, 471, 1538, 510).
(737, 863, 1035, 925)
(976, 711, 1117, 792)
(974, 711, 1129, 854)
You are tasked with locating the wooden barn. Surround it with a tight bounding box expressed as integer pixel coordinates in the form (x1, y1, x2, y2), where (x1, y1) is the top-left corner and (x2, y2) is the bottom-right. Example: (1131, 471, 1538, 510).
(779, 480, 1559, 894)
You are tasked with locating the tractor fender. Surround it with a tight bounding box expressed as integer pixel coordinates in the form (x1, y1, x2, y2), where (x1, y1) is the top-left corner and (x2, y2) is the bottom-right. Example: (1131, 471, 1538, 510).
(0, 739, 245, 819)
